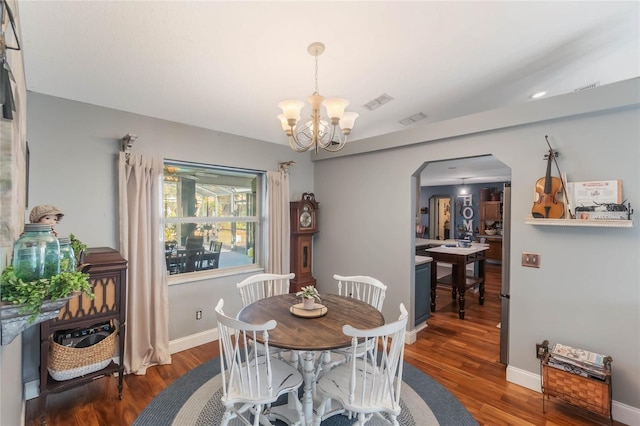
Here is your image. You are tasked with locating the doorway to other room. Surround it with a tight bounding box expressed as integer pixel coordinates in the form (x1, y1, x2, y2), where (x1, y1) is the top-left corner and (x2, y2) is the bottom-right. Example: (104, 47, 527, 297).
(413, 154, 511, 364)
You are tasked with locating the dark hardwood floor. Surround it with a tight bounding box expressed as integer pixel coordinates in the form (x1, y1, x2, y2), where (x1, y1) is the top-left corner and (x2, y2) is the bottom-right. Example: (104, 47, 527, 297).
(26, 263, 621, 425)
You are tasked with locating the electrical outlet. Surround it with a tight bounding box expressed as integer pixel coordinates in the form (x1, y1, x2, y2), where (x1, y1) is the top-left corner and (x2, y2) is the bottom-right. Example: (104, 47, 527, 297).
(196, 310, 202, 320)
(522, 252, 540, 268)
(536, 343, 546, 359)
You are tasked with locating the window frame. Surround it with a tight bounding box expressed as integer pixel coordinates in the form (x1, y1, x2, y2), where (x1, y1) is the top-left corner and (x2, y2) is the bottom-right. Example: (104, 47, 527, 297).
(163, 160, 266, 283)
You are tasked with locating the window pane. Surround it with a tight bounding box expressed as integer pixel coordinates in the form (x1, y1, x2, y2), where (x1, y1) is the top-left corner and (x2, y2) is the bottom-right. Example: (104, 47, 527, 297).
(163, 161, 261, 276)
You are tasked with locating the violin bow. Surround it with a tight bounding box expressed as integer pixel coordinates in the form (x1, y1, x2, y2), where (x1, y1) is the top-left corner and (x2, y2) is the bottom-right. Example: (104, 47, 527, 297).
(545, 135, 574, 219)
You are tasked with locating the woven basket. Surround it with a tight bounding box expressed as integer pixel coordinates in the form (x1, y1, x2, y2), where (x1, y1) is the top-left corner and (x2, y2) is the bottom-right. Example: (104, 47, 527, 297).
(48, 330, 117, 381)
(543, 363, 610, 416)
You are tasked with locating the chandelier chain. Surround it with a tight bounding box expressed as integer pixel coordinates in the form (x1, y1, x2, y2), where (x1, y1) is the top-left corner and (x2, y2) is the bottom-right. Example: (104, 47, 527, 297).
(314, 51, 319, 95)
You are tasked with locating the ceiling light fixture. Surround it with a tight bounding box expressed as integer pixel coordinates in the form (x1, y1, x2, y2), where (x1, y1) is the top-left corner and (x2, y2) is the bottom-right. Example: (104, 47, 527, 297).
(459, 178, 468, 194)
(530, 91, 547, 99)
(277, 42, 359, 153)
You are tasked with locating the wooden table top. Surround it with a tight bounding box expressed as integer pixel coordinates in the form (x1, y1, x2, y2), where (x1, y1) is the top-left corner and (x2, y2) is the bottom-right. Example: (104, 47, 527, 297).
(237, 293, 385, 351)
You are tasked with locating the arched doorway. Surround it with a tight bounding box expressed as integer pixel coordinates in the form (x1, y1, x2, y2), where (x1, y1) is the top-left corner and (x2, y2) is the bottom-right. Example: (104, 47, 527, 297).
(414, 154, 512, 364)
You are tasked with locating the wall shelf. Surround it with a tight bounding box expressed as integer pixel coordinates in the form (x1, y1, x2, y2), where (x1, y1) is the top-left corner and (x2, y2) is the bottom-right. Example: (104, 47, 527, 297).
(525, 217, 633, 228)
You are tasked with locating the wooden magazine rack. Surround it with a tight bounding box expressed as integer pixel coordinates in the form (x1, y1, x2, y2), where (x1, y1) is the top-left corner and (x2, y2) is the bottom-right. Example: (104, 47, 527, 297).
(537, 340, 612, 423)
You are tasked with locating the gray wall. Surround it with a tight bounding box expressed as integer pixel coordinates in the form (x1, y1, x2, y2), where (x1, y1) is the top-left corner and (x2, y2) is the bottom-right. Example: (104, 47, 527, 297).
(15, 81, 640, 419)
(22, 92, 315, 383)
(312, 78, 640, 410)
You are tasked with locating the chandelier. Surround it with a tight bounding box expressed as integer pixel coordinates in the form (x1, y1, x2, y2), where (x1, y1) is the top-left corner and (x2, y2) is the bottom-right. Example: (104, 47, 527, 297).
(277, 42, 359, 153)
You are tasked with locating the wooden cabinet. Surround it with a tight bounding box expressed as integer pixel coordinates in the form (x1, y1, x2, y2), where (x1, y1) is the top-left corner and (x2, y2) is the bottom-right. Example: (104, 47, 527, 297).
(414, 261, 431, 326)
(479, 200, 502, 236)
(38, 247, 127, 423)
(480, 201, 501, 221)
(485, 238, 502, 262)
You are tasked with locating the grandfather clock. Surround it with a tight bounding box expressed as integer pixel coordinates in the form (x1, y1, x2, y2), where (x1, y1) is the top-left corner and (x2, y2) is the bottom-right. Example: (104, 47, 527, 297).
(290, 192, 319, 293)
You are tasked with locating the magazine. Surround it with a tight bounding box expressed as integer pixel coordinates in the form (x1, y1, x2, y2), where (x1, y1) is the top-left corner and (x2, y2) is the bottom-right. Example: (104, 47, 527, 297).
(551, 343, 606, 369)
(546, 357, 607, 381)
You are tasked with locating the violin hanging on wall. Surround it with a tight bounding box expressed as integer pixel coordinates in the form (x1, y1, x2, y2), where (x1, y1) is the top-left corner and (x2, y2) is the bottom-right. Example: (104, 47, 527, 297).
(531, 136, 567, 219)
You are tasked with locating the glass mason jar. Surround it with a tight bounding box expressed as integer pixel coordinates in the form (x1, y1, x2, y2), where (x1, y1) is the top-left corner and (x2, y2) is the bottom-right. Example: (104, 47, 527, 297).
(12, 223, 60, 281)
(57, 237, 76, 273)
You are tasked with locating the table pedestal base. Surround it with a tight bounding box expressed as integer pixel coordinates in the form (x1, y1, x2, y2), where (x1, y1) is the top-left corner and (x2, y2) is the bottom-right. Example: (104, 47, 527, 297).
(268, 350, 345, 426)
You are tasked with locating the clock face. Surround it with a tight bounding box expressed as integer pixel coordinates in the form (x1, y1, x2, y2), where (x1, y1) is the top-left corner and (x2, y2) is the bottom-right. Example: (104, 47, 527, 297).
(300, 211, 312, 228)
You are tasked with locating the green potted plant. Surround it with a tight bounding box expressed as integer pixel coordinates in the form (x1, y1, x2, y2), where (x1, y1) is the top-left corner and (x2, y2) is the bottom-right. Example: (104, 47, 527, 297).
(1, 265, 94, 324)
(1, 233, 94, 326)
(69, 233, 88, 266)
(296, 285, 320, 310)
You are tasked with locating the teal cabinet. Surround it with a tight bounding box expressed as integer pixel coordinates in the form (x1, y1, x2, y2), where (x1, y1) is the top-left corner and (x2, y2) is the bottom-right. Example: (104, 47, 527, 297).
(415, 261, 431, 326)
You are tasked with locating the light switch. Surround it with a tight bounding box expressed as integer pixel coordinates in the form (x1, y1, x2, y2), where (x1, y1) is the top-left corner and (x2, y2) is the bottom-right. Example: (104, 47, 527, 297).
(522, 252, 540, 268)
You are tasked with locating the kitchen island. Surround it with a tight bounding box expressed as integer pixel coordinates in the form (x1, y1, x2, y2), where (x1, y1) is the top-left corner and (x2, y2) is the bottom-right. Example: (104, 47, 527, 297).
(425, 244, 489, 319)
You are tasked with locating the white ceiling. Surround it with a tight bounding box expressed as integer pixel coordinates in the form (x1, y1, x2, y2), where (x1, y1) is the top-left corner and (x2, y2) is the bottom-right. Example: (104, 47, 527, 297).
(16, 1, 640, 184)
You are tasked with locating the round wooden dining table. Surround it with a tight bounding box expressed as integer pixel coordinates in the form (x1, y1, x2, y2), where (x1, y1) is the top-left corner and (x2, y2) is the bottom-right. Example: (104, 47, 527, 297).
(237, 292, 385, 425)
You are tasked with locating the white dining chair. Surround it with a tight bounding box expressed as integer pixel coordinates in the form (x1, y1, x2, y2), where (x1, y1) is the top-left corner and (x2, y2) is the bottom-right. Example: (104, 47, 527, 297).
(335, 275, 387, 311)
(325, 275, 387, 368)
(237, 273, 295, 306)
(237, 273, 296, 364)
(215, 299, 305, 426)
(314, 303, 408, 426)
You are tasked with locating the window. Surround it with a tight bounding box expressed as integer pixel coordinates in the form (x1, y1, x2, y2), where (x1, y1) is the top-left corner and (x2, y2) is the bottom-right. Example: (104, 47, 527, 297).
(163, 161, 263, 276)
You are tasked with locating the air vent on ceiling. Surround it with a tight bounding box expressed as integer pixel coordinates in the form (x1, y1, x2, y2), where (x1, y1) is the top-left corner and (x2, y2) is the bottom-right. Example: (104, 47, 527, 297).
(363, 93, 394, 111)
(399, 112, 428, 126)
(574, 81, 600, 92)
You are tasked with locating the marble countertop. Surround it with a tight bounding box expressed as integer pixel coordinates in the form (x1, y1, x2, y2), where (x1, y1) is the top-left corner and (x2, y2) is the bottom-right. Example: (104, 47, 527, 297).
(415, 255, 433, 266)
(416, 238, 490, 248)
(424, 244, 489, 255)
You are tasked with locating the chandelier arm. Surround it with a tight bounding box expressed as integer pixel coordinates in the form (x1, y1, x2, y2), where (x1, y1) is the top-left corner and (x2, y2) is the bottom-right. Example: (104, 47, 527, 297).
(322, 134, 348, 152)
(289, 131, 315, 152)
(316, 124, 338, 149)
(288, 135, 311, 152)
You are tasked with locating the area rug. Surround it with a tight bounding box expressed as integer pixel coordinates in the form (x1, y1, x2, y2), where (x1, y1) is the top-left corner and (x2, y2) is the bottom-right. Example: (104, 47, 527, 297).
(134, 358, 478, 425)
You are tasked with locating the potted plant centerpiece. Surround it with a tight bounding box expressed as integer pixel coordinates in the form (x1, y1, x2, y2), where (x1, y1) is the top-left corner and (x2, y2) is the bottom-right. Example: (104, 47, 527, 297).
(296, 285, 321, 310)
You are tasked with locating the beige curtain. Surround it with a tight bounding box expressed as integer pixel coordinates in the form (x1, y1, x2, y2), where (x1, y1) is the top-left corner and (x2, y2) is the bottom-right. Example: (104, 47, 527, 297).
(266, 170, 290, 274)
(118, 153, 171, 375)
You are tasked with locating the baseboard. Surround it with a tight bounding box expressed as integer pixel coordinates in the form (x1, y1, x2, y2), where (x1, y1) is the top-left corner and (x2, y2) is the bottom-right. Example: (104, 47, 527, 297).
(169, 328, 218, 355)
(611, 401, 640, 426)
(24, 378, 39, 400)
(506, 364, 541, 392)
(407, 322, 427, 345)
(506, 365, 640, 425)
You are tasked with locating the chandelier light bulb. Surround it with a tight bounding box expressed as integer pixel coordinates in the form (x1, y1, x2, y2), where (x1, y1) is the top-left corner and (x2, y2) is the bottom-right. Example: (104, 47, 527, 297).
(277, 100, 304, 122)
(339, 111, 359, 132)
(277, 114, 290, 132)
(323, 98, 349, 120)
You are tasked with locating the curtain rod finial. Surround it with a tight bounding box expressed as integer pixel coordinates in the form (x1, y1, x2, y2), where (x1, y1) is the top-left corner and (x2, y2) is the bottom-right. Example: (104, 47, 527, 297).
(279, 161, 295, 171)
(121, 133, 138, 157)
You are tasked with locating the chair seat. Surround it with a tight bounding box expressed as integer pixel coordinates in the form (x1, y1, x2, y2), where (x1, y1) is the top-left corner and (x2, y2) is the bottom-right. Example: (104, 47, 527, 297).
(224, 356, 303, 404)
(332, 339, 374, 358)
(316, 362, 400, 414)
